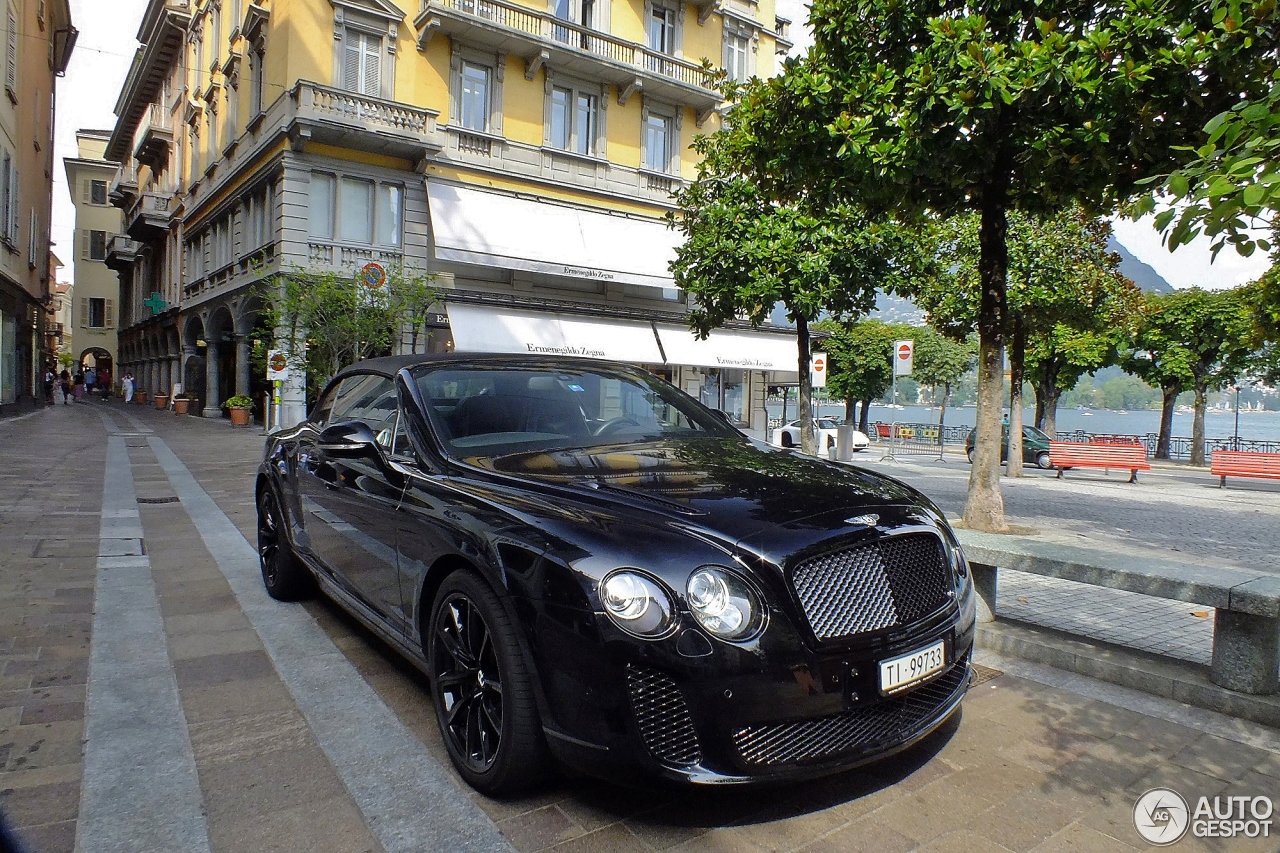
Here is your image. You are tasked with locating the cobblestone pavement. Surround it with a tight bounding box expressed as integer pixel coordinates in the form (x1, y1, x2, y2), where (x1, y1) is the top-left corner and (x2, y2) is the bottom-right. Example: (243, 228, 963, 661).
(1, 402, 1278, 852)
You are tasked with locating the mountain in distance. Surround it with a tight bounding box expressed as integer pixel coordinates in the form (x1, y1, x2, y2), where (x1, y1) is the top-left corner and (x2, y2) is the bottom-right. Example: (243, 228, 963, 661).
(1107, 236, 1174, 294)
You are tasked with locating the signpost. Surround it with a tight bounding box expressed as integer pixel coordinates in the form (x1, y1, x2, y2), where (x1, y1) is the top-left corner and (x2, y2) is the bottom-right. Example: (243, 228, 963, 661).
(886, 340, 914, 461)
(811, 352, 827, 388)
(266, 349, 290, 433)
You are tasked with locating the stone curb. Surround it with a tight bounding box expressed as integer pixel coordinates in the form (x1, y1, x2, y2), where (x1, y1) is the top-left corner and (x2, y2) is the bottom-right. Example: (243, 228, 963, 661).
(977, 620, 1280, 729)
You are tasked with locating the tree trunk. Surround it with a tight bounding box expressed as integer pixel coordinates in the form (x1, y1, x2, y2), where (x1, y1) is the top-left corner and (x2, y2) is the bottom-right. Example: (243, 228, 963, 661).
(1156, 384, 1178, 459)
(858, 399, 871, 435)
(796, 316, 816, 456)
(1042, 386, 1061, 439)
(780, 386, 789, 423)
(844, 398, 855, 425)
(1006, 321, 1026, 478)
(965, 194, 1009, 532)
(1191, 379, 1208, 466)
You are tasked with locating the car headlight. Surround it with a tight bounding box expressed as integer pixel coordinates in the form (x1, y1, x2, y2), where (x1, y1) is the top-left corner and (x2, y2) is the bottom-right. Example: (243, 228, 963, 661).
(686, 567, 764, 641)
(600, 571, 675, 638)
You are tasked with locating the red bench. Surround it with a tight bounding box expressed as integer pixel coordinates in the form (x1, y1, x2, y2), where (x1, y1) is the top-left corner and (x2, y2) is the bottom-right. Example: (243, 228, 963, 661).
(1049, 441, 1151, 484)
(1211, 450, 1280, 488)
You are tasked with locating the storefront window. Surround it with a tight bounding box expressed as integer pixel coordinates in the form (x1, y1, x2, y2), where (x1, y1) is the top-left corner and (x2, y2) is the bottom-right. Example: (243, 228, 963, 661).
(697, 368, 747, 426)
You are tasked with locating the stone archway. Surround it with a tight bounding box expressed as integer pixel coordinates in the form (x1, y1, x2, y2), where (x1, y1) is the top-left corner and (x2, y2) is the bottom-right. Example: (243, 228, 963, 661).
(180, 313, 208, 415)
(203, 306, 236, 418)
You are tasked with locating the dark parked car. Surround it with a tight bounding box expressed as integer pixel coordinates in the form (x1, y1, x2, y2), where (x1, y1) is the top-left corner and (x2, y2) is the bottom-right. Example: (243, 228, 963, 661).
(256, 355, 975, 793)
(965, 424, 1054, 468)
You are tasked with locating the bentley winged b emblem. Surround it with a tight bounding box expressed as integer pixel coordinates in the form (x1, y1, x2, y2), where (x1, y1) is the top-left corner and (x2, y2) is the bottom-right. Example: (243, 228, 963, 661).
(844, 513, 879, 527)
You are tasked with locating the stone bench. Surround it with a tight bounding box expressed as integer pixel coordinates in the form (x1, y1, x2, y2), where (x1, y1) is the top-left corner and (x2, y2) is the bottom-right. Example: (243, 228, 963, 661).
(956, 530, 1280, 695)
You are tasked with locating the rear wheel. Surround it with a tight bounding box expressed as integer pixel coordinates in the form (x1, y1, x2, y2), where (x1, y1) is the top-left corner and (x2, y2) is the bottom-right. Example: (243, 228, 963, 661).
(780, 432, 794, 448)
(966, 448, 975, 464)
(1036, 451, 1052, 470)
(257, 489, 312, 600)
(427, 571, 547, 795)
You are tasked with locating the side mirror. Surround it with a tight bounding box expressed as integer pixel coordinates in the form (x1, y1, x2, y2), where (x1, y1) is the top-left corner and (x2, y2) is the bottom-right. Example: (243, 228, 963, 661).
(318, 421, 383, 459)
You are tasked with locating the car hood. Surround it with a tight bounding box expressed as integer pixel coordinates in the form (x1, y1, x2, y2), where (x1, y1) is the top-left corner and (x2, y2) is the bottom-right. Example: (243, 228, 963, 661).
(463, 437, 940, 563)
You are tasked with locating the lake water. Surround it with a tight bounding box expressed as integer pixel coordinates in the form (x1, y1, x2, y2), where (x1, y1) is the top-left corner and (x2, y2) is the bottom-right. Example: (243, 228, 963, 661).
(767, 402, 1280, 443)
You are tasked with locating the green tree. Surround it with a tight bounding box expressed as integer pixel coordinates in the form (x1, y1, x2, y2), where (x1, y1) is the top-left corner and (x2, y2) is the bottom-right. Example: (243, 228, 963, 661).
(1124, 288, 1255, 463)
(730, 0, 1274, 528)
(818, 319, 910, 434)
(258, 262, 439, 401)
(911, 328, 977, 445)
(670, 111, 917, 456)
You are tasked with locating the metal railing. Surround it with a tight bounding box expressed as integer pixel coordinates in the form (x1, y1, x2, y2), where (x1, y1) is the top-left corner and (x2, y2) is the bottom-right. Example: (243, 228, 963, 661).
(426, 0, 716, 90)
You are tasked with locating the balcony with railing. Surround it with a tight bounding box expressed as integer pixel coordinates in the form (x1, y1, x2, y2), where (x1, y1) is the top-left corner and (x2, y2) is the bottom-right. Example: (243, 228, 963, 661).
(415, 0, 721, 114)
(286, 81, 444, 164)
(104, 235, 143, 272)
(109, 161, 140, 210)
(133, 103, 175, 170)
(125, 192, 176, 240)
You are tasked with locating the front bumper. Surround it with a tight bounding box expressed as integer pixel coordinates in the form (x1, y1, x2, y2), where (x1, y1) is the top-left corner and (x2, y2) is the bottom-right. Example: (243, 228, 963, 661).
(534, 598, 975, 786)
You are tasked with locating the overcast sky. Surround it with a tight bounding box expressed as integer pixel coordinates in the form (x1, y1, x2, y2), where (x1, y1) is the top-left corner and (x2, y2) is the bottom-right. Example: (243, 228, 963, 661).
(52, 0, 1272, 291)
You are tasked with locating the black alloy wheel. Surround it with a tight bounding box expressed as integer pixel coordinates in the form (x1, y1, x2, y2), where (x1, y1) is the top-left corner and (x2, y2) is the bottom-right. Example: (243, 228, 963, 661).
(428, 571, 546, 794)
(257, 489, 311, 601)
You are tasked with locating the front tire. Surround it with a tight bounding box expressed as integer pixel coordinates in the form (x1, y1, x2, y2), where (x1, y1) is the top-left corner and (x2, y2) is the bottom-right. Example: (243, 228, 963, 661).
(427, 571, 547, 795)
(966, 448, 975, 464)
(780, 432, 794, 448)
(257, 488, 312, 601)
(1036, 451, 1052, 470)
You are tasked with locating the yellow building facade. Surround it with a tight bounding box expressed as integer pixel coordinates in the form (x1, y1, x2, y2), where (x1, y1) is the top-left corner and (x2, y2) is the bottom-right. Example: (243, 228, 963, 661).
(109, 0, 797, 428)
(64, 130, 124, 379)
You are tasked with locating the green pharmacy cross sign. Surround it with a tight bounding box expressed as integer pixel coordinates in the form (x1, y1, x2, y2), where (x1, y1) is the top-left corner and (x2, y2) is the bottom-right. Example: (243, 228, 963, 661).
(144, 293, 167, 315)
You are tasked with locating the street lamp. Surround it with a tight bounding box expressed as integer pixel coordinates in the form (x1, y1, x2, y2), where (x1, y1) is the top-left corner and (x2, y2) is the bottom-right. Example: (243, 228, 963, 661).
(1233, 384, 1241, 451)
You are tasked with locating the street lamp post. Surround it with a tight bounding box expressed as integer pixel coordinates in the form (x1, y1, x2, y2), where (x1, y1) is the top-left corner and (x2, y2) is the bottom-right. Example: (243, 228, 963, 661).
(1233, 385, 1241, 451)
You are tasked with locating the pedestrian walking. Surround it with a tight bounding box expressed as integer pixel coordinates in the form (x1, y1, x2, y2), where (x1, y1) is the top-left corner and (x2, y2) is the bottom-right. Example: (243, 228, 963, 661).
(73, 372, 85, 402)
(84, 367, 96, 397)
(42, 368, 54, 405)
(99, 367, 112, 399)
(122, 373, 134, 404)
(59, 370, 71, 405)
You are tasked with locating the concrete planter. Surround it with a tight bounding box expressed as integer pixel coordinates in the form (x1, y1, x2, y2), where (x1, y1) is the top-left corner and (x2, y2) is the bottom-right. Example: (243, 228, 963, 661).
(228, 407, 251, 427)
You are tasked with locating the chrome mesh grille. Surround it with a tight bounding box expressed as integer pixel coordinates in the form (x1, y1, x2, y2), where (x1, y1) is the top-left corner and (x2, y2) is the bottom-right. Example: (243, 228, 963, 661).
(625, 665, 702, 767)
(733, 657, 968, 767)
(791, 534, 952, 640)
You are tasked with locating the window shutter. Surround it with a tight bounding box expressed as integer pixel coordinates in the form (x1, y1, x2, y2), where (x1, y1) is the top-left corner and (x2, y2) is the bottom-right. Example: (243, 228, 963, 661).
(28, 208, 35, 265)
(81, 179, 90, 203)
(105, 299, 115, 330)
(79, 297, 88, 328)
(363, 35, 380, 97)
(80, 228, 89, 260)
(5, 11, 16, 95)
(8, 164, 17, 242)
(343, 30, 360, 92)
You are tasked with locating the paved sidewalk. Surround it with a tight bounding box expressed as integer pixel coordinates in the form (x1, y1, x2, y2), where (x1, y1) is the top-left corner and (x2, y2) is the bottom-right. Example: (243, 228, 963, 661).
(1, 401, 1278, 852)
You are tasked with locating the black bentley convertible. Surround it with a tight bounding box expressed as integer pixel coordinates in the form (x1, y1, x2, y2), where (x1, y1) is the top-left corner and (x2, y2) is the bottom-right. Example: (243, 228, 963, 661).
(255, 354, 975, 793)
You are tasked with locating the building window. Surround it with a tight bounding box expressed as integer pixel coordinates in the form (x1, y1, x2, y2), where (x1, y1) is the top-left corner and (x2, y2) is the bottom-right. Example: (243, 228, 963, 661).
(27, 208, 35, 267)
(310, 172, 401, 248)
(5, 8, 16, 103)
(725, 32, 749, 83)
(84, 230, 108, 261)
(339, 177, 374, 244)
(643, 111, 672, 172)
(249, 45, 265, 116)
(89, 298, 105, 328)
(375, 184, 402, 248)
(549, 85, 598, 156)
(310, 173, 335, 239)
(647, 6, 675, 54)
(89, 180, 108, 205)
(341, 28, 382, 98)
(459, 62, 491, 132)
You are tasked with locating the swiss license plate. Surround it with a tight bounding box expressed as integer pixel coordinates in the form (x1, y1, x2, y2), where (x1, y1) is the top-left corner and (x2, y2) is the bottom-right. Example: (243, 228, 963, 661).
(879, 640, 946, 695)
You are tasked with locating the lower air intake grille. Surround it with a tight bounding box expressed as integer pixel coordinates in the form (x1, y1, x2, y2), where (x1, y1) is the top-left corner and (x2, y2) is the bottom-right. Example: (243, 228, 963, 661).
(791, 533, 952, 640)
(626, 665, 702, 767)
(733, 656, 968, 767)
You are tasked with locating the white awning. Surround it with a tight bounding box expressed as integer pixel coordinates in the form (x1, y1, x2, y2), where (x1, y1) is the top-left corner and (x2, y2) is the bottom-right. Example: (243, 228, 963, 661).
(446, 303, 665, 364)
(655, 324, 799, 371)
(427, 183, 679, 289)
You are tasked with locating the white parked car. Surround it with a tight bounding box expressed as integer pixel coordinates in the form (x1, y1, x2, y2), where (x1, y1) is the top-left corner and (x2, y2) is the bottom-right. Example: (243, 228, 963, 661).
(772, 418, 870, 452)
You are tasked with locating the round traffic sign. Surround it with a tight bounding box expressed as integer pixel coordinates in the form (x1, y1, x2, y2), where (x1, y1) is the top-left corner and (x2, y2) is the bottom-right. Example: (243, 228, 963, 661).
(361, 262, 387, 289)
(269, 352, 288, 372)
(813, 356, 825, 371)
(897, 343, 912, 360)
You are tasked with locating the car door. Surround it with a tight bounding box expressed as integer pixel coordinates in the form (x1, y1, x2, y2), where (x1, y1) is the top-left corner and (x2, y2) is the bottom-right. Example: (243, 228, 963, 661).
(299, 373, 407, 631)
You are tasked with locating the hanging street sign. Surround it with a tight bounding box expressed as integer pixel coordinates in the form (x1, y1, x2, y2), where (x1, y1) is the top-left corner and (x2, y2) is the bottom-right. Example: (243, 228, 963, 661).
(894, 340, 914, 376)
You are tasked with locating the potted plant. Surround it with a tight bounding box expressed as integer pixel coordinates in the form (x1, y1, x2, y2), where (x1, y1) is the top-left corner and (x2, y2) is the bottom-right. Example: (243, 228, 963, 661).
(154, 390, 170, 410)
(224, 394, 253, 426)
(173, 394, 191, 415)
(135, 390, 147, 405)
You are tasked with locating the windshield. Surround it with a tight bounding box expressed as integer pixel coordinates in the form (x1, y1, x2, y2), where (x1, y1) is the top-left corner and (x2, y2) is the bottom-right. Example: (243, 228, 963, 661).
(1023, 426, 1051, 442)
(414, 364, 741, 462)
(815, 418, 839, 430)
